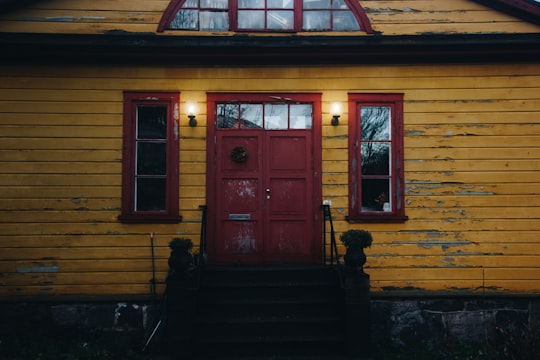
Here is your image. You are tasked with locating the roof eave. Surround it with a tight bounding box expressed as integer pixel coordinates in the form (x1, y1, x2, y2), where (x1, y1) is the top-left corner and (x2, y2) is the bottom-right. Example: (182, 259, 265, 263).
(1, 32, 539, 65)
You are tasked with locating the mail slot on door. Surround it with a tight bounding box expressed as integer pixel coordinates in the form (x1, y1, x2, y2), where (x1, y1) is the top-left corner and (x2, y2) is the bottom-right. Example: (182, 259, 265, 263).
(229, 214, 251, 221)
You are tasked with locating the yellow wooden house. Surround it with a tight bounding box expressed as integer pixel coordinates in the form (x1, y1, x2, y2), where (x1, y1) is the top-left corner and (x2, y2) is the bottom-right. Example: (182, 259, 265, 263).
(0, 0, 539, 355)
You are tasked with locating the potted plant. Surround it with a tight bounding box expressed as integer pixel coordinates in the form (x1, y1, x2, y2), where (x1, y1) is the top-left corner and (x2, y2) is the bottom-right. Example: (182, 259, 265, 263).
(340, 230, 373, 356)
(167, 238, 196, 281)
(340, 229, 373, 271)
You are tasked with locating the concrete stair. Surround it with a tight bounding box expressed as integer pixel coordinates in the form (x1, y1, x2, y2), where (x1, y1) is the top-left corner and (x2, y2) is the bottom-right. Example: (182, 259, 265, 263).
(193, 266, 346, 359)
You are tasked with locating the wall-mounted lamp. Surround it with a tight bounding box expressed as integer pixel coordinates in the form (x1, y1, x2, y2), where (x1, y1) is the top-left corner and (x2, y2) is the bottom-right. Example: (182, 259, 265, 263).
(330, 102, 342, 126)
(187, 103, 197, 127)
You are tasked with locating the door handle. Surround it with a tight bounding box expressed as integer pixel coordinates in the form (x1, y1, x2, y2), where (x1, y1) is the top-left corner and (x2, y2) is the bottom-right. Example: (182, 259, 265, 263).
(266, 188, 271, 199)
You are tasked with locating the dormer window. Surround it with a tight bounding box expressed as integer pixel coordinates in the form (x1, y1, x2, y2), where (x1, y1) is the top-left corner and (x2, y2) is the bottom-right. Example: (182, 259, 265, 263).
(158, 0, 373, 33)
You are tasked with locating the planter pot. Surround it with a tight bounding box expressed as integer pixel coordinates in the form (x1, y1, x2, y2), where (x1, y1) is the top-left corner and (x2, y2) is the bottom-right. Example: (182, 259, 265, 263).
(344, 248, 367, 269)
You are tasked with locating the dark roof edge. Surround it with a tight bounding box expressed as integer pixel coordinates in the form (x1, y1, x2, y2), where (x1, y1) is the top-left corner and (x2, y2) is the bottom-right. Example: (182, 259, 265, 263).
(1, 32, 539, 65)
(472, 0, 540, 25)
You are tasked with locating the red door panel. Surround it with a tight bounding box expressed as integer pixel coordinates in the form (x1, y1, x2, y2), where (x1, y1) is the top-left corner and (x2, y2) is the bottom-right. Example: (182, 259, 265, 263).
(265, 132, 312, 263)
(213, 131, 314, 264)
(267, 220, 309, 257)
(215, 132, 263, 263)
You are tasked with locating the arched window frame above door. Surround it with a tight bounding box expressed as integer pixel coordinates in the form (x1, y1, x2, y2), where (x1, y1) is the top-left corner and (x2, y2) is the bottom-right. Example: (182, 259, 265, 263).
(158, 0, 373, 33)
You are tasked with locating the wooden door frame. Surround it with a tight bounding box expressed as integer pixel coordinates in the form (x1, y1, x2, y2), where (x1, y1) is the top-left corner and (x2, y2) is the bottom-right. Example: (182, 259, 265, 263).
(205, 92, 323, 264)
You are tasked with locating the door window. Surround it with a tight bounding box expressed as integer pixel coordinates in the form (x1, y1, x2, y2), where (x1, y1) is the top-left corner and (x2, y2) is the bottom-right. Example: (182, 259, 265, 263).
(217, 102, 312, 129)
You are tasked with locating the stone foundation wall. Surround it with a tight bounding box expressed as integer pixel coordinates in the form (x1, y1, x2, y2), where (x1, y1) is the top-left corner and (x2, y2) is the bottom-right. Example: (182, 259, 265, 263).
(370, 297, 539, 349)
(1, 297, 538, 351)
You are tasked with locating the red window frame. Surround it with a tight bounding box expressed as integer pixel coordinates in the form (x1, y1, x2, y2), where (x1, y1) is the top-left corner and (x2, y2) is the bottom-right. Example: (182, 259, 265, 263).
(157, 0, 373, 33)
(119, 92, 181, 224)
(347, 93, 407, 223)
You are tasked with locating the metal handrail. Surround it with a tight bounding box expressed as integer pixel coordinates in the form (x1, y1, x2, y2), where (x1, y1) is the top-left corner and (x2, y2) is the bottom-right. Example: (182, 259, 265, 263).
(197, 205, 208, 288)
(322, 204, 340, 266)
(322, 204, 344, 289)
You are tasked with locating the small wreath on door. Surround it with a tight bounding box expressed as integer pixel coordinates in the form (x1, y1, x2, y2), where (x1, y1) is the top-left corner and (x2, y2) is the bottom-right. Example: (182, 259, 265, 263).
(231, 146, 248, 163)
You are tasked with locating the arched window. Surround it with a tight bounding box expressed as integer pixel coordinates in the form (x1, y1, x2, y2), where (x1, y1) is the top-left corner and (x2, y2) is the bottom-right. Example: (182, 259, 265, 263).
(158, 0, 373, 33)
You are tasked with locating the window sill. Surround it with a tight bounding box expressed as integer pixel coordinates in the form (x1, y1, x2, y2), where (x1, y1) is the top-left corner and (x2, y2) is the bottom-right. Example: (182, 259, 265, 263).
(346, 215, 408, 224)
(118, 214, 182, 224)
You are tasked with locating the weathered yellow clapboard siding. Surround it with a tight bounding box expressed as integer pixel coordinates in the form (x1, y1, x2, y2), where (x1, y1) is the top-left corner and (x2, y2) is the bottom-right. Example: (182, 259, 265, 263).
(367, 255, 540, 269)
(0, 187, 119, 200)
(0, 9, 163, 24)
(0, 163, 121, 174)
(0, 284, 167, 297)
(1, 70, 539, 90)
(369, 9, 528, 24)
(324, 171, 539, 186)
(0, 21, 158, 33)
(0, 228, 538, 249)
(0, 247, 177, 262)
(0, 150, 122, 162)
(405, 160, 540, 172)
(3, 88, 540, 103)
(0, 0, 539, 35)
(0, 271, 169, 286)
(405, 136, 540, 149)
(0, 42, 539, 298)
(3, 242, 540, 259)
(405, 148, 540, 160)
(372, 22, 540, 35)
(28, 0, 169, 11)
(404, 123, 540, 136)
(0, 259, 167, 273)
(0, 222, 203, 237)
(328, 220, 540, 235)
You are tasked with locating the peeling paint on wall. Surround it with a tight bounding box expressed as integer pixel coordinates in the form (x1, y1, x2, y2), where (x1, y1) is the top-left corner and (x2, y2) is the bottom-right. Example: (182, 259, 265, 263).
(17, 263, 59, 273)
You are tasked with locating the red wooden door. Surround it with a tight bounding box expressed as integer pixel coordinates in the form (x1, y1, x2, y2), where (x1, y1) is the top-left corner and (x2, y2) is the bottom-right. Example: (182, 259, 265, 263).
(213, 130, 314, 264)
(206, 93, 322, 265)
(264, 131, 313, 263)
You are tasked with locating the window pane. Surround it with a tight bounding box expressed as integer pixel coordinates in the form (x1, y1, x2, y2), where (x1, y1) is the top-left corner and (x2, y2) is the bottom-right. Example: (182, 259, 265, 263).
(170, 10, 198, 29)
(333, 11, 360, 30)
(240, 104, 263, 128)
(239, 0, 264, 8)
(268, 0, 294, 8)
(303, 0, 331, 9)
(361, 106, 390, 140)
(183, 0, 197, 7)
(333, 0, 348, 9)
(136, 178, 166, 211)
(137, 106, 167, 139)
(201, 0, 228, 8)
(217, 104, 239, 128)
(200, 11, 229, 30)
(137, 142, 166, 175)
(361, 142, 390, 175)
(290, 104, 312, 129)
(303, 11, 331, 30)
(361, 179, 390, 212)
(268, 10, 294, 29)
(238, 10, 265, 29)
(264, 104, 288, 129)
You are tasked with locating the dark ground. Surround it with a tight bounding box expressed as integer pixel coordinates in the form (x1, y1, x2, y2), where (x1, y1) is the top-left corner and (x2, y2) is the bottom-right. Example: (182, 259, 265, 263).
(0, 328, 501, 360)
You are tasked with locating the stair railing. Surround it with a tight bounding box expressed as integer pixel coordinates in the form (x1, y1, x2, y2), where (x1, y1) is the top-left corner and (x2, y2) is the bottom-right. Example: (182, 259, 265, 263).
(197, 205, 208, 289)
(322, 204, 340, 266)
(322, 204, 344, 289)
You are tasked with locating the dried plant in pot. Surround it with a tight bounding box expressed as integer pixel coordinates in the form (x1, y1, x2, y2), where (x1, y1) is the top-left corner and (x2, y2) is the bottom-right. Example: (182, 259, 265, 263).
(340, 230, 373, 271)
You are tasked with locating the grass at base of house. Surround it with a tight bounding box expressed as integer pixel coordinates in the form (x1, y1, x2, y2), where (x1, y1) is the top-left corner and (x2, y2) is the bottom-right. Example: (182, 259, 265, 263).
(1, 327, 537, 360)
